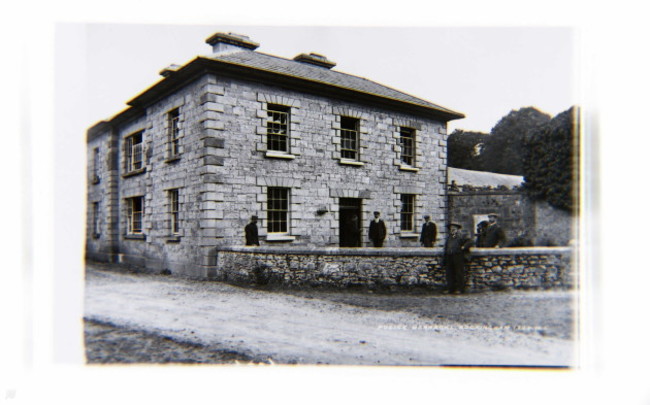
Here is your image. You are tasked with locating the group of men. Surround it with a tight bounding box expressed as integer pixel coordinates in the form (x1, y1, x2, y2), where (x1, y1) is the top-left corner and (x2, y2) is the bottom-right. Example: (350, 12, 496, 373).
(244, 211, 506, 295)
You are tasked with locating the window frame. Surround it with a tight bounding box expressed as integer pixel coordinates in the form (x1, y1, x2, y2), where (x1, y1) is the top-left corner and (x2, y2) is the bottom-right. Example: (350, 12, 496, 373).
(167, 108, 181, 158)
(168, 189, 180, 235)
(125, 132, 144, 174)
(266, 187, 290, 235)
(400, 194, 416, 233)
(92, 201, 100, 238)
(266, 103, 291, 153)
(399, 126, 416, 167)
(126, 196, 144, 235)
(92, 147, 100, 183)
(340, 116, 360, 161)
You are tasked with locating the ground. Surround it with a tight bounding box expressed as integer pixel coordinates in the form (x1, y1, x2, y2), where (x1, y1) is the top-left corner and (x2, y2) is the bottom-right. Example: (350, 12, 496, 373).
(84, 263, 577, 367)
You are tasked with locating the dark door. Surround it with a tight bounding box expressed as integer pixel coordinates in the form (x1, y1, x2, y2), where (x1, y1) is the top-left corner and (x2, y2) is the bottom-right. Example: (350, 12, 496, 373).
(339, 198, 362, 247)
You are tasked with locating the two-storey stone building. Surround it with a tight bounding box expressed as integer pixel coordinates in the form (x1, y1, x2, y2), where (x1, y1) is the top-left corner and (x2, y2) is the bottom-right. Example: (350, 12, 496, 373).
(86, 31, 464, 278)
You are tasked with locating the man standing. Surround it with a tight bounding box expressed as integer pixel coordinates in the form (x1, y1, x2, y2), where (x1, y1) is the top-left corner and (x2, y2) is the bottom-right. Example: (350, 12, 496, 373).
(475, 220, 489, 247)
(419, 215, 437, 247)
(483, 213, 506, 248)
(368, 211, 387, 247)
(244, 215, 260, 246)
(442, 223, 473, 294)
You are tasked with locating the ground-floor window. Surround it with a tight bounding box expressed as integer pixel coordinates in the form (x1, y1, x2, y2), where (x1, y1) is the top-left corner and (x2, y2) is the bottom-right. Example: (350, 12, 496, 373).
(92, 202, 100, 237)
(267, 187, 289, 234)
(126, 196, 144, 234)
(168, 189, 180, 235)
(400, 194, 416, 232)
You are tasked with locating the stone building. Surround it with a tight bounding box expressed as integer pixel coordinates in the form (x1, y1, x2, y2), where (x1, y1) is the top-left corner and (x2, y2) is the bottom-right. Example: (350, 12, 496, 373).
(86, 31, 464, 277)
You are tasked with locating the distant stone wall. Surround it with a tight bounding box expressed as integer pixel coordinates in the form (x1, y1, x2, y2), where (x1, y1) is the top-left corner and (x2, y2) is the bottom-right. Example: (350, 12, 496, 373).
(447, 189, 575, 247)
(213, 246, 575, 291)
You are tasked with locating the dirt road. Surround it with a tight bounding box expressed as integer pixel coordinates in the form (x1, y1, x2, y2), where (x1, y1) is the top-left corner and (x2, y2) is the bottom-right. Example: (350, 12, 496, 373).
(84, 264, 576, 366)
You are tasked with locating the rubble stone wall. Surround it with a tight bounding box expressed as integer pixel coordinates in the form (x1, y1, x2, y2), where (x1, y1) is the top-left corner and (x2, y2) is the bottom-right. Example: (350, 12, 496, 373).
(214, 246, 576, 291)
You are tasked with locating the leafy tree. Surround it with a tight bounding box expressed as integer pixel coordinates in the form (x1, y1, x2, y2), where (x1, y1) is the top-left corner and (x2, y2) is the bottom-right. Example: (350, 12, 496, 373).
(479, 107, 552, 175)
(522, 107, 579, 213)
(447, 129, 489, 171)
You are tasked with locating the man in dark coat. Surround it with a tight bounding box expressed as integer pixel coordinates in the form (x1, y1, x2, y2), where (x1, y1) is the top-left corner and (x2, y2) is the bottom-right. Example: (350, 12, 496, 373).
(368, 211, 387, 247)
(420, 215, 437, 247)
(475, 220, 489, 247)
(442, 223, 473, 294)
(244, 215, 260, 246)
(483, 213, 506, 248)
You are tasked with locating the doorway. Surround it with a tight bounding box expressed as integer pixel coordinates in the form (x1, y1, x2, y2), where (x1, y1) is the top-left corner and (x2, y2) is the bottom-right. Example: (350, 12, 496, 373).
(339, 198, 362, 247)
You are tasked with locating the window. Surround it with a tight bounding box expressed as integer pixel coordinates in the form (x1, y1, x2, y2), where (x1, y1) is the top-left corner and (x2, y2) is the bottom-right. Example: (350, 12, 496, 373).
(92, 202, 100, 237)
(266, 104, 290, 153)
(167, 108, 180, 157)
(92, 147, 100, 183)
(399, 127, 416, 166)
(267, 187, 289, 234)
(126, 196, 144, 235)
(340, 116, 360, 160)
(125, 132, 143, 173)
(400, 194, 416, 232)
(168, 189, 180, 235)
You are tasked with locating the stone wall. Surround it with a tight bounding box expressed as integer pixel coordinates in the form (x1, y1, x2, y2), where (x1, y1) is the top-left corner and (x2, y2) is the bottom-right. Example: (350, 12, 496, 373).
(448, 189, 576, 247)
(213, 246, 575, 291)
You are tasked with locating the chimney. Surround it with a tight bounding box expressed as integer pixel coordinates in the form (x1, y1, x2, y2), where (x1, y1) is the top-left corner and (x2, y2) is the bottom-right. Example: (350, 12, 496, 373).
(205, 32, 259, 54)
(293, 53, 336, 69)
(159, 64, 181, 77)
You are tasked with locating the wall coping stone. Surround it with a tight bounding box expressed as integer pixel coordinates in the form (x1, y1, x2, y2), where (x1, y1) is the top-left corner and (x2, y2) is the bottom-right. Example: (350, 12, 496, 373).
(217, 246, 574, 257)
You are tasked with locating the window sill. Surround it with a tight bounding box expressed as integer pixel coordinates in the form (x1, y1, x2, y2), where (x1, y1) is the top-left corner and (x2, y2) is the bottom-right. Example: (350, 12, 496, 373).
(338, 159, 364, 167)
(124, 234, 146, 240)
(399, 165, 419, 172)
(166, 235, 182, 243)
(399, 232, 419, 239)
(265, 151, 296, 160)
(122, 168, 146, 178)
(265, 234, 296, 242)
(165, 155, 181, 164)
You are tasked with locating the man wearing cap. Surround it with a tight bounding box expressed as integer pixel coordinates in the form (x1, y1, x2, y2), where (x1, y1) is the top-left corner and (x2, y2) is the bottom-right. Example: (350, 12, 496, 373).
(368, 211, 387, 247)
(442, 223, 473, 294)
(420, 215, 438, 247)
(483, 213, 506, 248)
(244, 215, 260, 246)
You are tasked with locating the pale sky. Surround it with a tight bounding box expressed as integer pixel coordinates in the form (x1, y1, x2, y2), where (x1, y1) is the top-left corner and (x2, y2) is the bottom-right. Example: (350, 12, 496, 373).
(73, 24, 576, 134)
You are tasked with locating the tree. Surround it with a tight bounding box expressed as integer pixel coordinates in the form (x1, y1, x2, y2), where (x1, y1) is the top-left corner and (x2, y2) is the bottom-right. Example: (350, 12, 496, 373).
(447, 129, 489, 171)
(522, 107, 580, 213)
(480, 107, 552, 175)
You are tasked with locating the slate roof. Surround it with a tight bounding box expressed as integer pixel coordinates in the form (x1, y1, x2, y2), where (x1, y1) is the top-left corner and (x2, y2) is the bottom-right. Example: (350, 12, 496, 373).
(197, 50, 464, 118)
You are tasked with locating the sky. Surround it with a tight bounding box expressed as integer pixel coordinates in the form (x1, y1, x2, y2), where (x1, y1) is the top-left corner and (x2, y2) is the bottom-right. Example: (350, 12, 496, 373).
(76, 24, 576, 134)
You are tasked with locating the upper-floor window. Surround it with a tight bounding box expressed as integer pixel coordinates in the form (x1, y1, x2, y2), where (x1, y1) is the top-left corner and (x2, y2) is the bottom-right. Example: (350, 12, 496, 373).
(168, 189, 180, 235)
(266, 104, 290, 153)
(340, 116, 360, 161)
(267, 187, 290, 234)
(399, 127, 416, 166)
(400, 194, 416, 232)
(126, 196, 144, 235)
(167, 108, 180, 158)
(125, 132, 143, 173)
(92, 147, 100, 183)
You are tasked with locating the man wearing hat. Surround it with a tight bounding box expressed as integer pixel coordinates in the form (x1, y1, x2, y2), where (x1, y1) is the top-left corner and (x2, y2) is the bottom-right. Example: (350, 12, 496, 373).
(244, 215, 260, 246)
(483, 213, 506, 248)
(442, 223, 473, 294)
(419, 215, 437, 247)
(368, 211, 387, 247)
